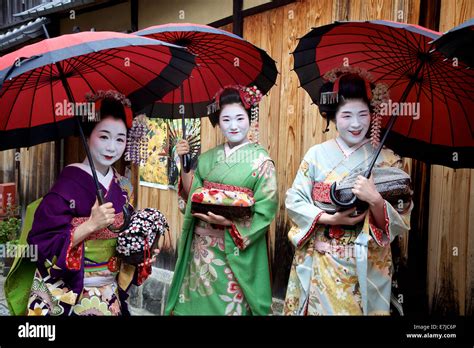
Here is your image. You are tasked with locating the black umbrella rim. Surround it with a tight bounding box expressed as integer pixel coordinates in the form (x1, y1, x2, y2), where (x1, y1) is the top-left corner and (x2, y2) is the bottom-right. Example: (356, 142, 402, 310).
(430, 20, 474, 67)
(0, 117, 77, 151)
(386, 130, 474, 169)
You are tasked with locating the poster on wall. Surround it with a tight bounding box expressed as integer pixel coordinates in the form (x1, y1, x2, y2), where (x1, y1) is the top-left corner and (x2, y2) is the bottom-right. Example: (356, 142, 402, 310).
(139, 118, 201, 190)
(139, 118, 170, 189)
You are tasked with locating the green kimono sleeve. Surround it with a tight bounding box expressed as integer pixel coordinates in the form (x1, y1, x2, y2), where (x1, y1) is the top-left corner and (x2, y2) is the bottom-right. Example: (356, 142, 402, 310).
(164, 165, 204, 315)
(5, 198, 42, 315)
(226, 160, 278, 250)
(224, 159, 278, 315)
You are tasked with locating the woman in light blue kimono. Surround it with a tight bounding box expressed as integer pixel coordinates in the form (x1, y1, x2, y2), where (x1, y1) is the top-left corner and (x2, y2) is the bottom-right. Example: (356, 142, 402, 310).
(284, 69, 413, 315)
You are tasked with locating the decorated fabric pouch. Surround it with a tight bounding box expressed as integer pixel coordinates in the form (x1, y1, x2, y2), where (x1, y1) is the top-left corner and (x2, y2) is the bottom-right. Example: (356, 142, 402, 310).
(116, 208, 169, 265)
(191, 181, 255, 220)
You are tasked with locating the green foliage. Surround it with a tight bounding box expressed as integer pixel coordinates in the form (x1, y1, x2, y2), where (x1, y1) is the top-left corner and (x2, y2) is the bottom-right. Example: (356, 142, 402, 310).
(0, 217, 21, 245)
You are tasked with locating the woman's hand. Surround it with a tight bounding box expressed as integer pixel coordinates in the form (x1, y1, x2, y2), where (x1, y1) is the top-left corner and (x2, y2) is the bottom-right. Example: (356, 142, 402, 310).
(176, 138, 194, 198)
(319, 208, 367, 226)
(72, 199, 115, 247)
(176, 139, 190, 156)
(88, 199, 116, 231)
(192, 212, 233, 226)
(351, 175, 383, 206)
(352, 175, 387, 230)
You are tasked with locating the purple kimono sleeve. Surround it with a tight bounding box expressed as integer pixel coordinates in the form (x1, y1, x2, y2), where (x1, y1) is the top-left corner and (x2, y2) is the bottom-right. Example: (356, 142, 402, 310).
(28, 192, 84, 279)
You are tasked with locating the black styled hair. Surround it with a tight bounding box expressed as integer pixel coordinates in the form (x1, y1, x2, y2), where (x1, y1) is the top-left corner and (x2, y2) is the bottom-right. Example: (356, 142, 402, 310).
(81, 97, 129, 137)
(209, 88, 251, 127)
(318, 73, 373, 122)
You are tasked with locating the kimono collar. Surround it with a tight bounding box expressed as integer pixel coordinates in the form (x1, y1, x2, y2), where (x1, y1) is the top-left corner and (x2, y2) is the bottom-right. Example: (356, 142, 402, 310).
(335, 136, 371, 157)
(68, 163, 114, 190)
(224, 141, 250, 158)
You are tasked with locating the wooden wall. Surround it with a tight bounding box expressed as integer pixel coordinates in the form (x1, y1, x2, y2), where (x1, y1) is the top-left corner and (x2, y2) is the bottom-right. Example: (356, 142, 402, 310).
(0, 143, 56, 215)
(427, 0, 474, 316)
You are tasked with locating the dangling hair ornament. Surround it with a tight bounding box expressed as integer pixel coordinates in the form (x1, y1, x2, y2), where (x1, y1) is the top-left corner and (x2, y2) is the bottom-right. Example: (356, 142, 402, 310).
(208, 85, 263, 143)
(125, 114, 149, 166)
(321, 66, 389, 147)
(85, 90, 149, 165)
(369, 83, 389, 147)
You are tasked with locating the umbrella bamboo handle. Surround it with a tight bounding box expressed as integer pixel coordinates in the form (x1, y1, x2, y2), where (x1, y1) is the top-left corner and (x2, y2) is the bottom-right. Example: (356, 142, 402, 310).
(182, 154, 191, 173)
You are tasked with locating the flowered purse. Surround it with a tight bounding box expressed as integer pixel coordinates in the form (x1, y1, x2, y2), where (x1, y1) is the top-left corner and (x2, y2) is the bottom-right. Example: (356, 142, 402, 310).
(191, 181, 255, 220)
(116, 208, 169, 266)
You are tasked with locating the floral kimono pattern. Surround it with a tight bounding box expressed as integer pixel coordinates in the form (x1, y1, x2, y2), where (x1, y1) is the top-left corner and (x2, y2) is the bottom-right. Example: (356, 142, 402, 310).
(25, 165, 140, 316)
(284, 138, 412, 316)
(166, 143, 278, 315)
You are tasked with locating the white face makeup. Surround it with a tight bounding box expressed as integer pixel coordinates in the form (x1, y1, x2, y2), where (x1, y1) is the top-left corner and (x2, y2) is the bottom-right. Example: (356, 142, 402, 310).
(335, 99, 371, 147)
(88, 117, 127, 175)
(218, 103, 250, 147)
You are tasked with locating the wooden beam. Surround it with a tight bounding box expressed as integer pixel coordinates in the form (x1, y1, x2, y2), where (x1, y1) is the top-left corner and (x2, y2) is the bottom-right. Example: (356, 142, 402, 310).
(232, 0, 243, 37)
(419, 0, 441, 31)
(405, 160, 431, 313)
(130, 0, 138, 33)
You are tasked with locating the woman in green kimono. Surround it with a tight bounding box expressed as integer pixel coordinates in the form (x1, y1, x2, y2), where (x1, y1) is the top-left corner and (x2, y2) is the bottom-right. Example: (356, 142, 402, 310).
(166, 85, 278, 315)
(284, 68, 413, 315)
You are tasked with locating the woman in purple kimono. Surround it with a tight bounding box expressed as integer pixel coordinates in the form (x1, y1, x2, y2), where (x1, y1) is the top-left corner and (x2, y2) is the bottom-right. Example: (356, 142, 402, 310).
(26, 91, 152, 316)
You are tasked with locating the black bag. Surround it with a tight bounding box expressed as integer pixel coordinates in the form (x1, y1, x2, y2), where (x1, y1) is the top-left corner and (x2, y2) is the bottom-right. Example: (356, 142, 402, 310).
(318, 167, 412, 214)
(334, 166, 412, 206)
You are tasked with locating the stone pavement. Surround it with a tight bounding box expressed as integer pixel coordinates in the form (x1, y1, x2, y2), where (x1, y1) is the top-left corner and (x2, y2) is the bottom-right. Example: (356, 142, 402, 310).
(0, 272, 11, 315)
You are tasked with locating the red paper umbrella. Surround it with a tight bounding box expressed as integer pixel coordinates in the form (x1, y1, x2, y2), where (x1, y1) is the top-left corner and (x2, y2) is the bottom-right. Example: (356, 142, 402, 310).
(293, 20, 474, 171)
(0, 29, 195, 231)
(134, 23, 278, 119)
(0, 30, 196, 150)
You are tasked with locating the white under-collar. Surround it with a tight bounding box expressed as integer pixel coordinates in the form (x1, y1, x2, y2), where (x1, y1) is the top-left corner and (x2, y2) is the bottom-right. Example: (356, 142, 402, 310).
(68, 162, 114, 190)
(335, 136, 370, 157)
(224, 141, 250, 158)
